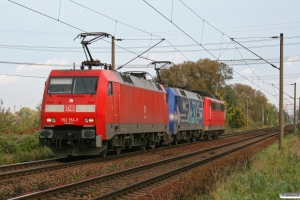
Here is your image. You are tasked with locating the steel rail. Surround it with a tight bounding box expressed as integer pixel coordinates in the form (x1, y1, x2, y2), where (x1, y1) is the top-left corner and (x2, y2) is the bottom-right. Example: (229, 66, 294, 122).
(9, 126, 292, 200)
(0, 126, 279, 180)
(97, 129, 288, 200)
(0, 126, 277, 172)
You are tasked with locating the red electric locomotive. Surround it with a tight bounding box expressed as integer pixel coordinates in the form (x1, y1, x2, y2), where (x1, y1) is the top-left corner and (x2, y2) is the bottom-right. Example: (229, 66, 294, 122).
(193, 91, 225, 139)
(202, 95, 225, 139)
(39, 69, 170, 156)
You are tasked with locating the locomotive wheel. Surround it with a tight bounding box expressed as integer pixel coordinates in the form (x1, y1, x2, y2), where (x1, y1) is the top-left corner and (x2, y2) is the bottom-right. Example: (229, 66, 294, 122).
(115, 147, 122, 155)
(173, 139, 178, 145)
(102, 149, 107, 157)
(204, 134, 208, 140)
(141, 144, 146, 151)
(214, 133, 219, 139)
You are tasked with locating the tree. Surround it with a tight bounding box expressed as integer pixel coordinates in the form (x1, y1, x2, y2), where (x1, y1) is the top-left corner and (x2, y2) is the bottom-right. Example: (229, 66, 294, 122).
(15, 107, 35, 118)
(232, 83, 279, 127)
(0, 100, 15, 134)
(227, 105, 246, 128)
(160, 59, 233, 93)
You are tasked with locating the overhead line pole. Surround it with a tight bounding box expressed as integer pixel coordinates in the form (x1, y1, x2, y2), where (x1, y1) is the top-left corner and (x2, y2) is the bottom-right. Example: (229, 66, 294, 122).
(262, 104, 264, 125)
(279, 33, 284, 150)
(294, 83, 296, 136)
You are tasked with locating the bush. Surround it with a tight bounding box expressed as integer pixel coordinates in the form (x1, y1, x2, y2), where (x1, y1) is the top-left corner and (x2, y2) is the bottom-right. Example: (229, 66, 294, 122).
(0, 132, 40, 154)
(0, 135, 18, 154)
(0, 101, 41, 135)
(18, 132, 40, 152)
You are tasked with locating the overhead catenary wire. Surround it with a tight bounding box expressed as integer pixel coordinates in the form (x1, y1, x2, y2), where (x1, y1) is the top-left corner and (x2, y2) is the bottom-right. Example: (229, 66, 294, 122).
(101, 39, 156, 62)
(1, 37, 299, 50)
(174, 0, 281, 71)
(0, 61, 72, 67)
(2, 41, 300, 55)
(68, 0, 190, 61)
(7, 1, 165, 65)
(69, 0, 163, 39)
(231, 43, 275, 94)
(58, 0, 62, 21)
(142, 0, 287, 93)
(8, 0, 85, 32)
(143, 0, 217, 59)
(0, 74, 47, 78)
(231, 38, 279, 69)
(179, 0, 231, 38)
(7, 0, 298, 102)
(162, 0, 294, 105)
(117, 39, 165, 70)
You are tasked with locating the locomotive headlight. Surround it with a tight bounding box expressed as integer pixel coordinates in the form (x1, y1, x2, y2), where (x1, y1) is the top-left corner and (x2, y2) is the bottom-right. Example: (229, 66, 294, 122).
(46, 118, 56, 123)
(84, 118, 89, 123)
(88, 118, 94, 123)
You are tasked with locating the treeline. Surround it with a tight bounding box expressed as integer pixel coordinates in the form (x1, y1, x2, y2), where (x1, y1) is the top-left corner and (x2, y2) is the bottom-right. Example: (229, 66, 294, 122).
(0, 99, 40, 135)
(0, 59, 292, 134)
(160, 58, 291, 129)
(0, 101, 54, 164)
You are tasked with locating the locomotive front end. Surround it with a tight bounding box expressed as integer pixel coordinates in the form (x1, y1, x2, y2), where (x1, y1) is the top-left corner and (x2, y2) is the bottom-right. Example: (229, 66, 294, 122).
(39, 70, 107, 156)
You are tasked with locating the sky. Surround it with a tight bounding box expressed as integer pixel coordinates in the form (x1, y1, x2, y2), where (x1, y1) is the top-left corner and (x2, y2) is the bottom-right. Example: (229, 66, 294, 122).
(0, 0, 300, 116)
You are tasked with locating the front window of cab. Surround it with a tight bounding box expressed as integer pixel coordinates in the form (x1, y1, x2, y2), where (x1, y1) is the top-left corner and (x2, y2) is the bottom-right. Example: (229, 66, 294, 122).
(48, 77, 98, 94)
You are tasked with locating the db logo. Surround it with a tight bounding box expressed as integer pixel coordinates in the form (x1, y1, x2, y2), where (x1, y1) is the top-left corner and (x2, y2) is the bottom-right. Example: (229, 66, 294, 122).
(65, 105, 75, 112)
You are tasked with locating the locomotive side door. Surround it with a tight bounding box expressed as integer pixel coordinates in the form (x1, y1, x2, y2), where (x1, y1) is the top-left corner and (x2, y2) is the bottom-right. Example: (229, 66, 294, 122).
(113, 82, 120, 130)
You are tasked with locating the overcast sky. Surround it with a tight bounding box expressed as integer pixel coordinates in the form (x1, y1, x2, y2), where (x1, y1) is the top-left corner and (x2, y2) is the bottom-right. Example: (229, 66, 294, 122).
(1, 0, 300, 115)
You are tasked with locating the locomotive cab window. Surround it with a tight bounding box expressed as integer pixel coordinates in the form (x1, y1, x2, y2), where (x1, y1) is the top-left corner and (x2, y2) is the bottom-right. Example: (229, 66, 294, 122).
(48, 77, 98, 94)
(48, 78, 73, 94)
(73, 77, 97, 94)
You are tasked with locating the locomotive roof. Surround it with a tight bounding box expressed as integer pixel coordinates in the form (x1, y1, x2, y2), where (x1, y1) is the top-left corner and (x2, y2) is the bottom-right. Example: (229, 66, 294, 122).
(166, 87, 203, 101)
(48, 69, 165, 93)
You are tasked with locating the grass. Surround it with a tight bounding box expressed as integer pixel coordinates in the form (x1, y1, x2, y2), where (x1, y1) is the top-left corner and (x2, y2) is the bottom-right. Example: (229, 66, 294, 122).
(197, 133, 300, 200)
(0, 131, 56, 166)
(141, 130, 297, 200)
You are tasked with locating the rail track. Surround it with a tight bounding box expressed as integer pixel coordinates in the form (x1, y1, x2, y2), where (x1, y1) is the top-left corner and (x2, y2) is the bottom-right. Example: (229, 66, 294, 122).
(9, 125, 293, 200)
(0, 127, 276, 181)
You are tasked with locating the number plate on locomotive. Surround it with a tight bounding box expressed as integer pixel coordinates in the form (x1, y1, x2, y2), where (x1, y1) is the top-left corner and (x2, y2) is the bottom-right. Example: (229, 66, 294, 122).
(61, 118, 79, 123)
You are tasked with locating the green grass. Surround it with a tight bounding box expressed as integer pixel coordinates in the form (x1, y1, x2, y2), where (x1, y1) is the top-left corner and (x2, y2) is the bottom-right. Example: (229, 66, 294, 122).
(198, 133, 300, 200)
(0, 131, 56, 165)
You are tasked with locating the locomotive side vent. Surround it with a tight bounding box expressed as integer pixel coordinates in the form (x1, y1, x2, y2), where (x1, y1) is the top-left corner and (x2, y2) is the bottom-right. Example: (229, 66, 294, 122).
(120, 74, 134, 85)
(179, 90, 187, 97)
